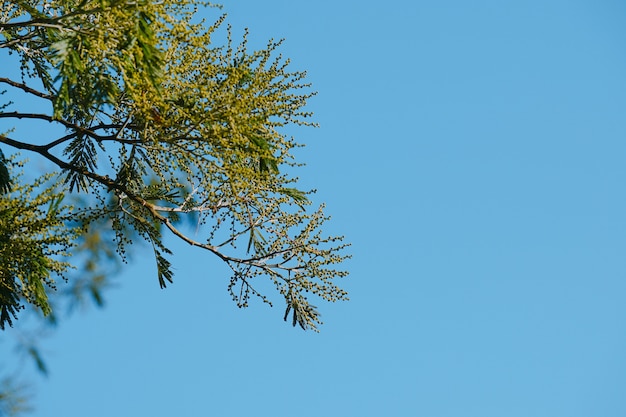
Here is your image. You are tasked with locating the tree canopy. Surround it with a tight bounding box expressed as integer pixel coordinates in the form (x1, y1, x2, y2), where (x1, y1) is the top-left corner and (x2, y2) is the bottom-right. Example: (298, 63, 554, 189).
(0, 0, 350, 336)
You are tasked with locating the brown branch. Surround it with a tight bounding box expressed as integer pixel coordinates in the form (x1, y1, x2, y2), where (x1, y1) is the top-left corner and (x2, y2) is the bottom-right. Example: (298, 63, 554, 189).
(0, 112, 141, 146)
(41, 124, 141, 150)
(0, 31, 39, 49)
(0, 6, 104, 29)
(0, 111, 70, 127)
(0, 111, 113, 142)
(0, 22, 64, 30)
(0, 77, 54, 101)
(0, 134, 42, 153)
(0, 134, 115, 185)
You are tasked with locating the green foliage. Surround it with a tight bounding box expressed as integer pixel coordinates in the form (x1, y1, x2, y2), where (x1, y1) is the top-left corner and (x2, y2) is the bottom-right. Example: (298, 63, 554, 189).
(0, 0, 350, 334)
(0, 159, 78, 330)
(0, 150, 10, 194)
(0, 378, 31, 416)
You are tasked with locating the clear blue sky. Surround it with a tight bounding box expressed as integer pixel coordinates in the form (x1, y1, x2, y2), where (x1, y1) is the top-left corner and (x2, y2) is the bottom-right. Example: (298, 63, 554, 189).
(3, 1, 626, 416)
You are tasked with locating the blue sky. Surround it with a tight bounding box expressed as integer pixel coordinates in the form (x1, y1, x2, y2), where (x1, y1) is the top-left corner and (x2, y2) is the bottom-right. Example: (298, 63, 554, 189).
(2, 1, 626, 416)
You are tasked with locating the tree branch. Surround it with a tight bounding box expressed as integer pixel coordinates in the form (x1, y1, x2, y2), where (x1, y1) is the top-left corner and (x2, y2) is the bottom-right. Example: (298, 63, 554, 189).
(0, 112, 141, 146)
(0, 31, 39, 49)
(0, 77, 54, 101)
(0, 6, 104, 29)
(41, 124, 141, 150)
(0, 111, 69, 127)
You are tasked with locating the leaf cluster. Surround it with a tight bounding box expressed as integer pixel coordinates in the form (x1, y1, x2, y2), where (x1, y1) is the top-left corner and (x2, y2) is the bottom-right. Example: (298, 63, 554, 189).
(0, 158, 78, 330)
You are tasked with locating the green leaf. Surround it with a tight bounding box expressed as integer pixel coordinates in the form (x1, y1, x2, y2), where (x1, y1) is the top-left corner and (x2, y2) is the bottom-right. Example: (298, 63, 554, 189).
(27, 347, 48, 376)
(155, 249, 174, 289)
(0, 279, 21, 330)
(280, 187, 309, 203)
(0, 151, 11, 194)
